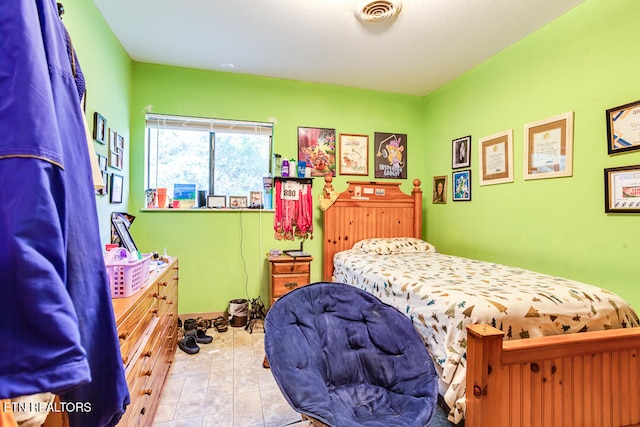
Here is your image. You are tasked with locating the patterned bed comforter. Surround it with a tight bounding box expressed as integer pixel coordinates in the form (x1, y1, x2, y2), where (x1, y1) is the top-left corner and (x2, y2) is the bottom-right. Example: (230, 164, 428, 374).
(333, 248, 639, 424)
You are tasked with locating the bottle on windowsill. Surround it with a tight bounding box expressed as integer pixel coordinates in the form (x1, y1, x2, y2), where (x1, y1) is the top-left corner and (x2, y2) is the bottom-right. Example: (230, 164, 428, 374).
(281, 158, 289, 177)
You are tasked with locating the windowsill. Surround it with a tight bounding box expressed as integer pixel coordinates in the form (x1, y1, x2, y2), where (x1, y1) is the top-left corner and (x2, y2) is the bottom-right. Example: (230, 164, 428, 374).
(140, 208, 275, 212)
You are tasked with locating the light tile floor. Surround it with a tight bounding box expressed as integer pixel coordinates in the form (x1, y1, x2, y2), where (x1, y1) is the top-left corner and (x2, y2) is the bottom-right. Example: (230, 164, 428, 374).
(152, 321, 453, 427)
(152, 322, 303, 427)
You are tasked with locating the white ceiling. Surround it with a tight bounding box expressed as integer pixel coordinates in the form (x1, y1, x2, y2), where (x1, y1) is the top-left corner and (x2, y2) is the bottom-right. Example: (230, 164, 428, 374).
(92, 0, 583, 96)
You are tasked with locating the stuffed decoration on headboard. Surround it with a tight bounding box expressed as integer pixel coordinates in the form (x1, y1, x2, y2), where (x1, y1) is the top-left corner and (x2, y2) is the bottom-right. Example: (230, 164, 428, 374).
(273, 177, 313, 241)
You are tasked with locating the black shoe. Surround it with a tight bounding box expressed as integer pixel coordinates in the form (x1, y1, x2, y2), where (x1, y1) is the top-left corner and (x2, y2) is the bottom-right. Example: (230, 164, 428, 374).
(178, 335, 200, 354)
(183, 318, 197, 331)
(194, 328, 213, 344)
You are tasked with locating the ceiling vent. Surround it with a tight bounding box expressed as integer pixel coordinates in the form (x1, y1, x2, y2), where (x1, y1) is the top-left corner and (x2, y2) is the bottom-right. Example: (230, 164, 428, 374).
(356, 0, 402, 23)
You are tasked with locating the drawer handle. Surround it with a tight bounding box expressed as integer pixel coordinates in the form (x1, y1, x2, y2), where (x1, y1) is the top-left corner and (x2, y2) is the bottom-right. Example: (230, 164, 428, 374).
(159, 281, 167, 287)
(152, 308, 159, 314)
(142, 369, 153, 377)
(119, 331, 129, 340)
(161, 296, 167, 301)
(144, 350, 153, 358)
(284, 282, 298, 290)
(142, 389, 152, 396)
(122, 356, 128, 365)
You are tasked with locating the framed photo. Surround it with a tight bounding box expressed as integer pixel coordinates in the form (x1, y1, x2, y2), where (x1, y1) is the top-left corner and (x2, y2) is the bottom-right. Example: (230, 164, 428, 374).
(116, 133, 125, 151)
(604, 165, 640, 213)
(524, 112, 574, 180)
(96, 153, 107, 171)
(432, 175, 447, 204)
(479, 130, 513, 186)
(452, 135, 471, 169)
(249, 191, 263, 207)
(108, 129, 122, 170)
(606, 100, 640, 155)
(93, 112, 106, 144)
(206, 195, 226, 208)
(339, 133, 368, 175)
(374, 132, 407, 179)
(96, 171, 109, 196)
(229, 196, 247, 208)
(298, 127, 336, 177)
(110, 173, 124, 204)
(452, 169, 471, 201)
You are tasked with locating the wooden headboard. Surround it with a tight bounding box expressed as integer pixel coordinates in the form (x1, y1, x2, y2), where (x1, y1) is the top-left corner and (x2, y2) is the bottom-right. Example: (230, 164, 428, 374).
(321, 175, 422, 281)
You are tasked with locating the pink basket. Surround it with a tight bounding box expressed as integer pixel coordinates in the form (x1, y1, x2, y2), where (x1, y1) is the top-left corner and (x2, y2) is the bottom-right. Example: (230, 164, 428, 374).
(105, 248, 152, 298)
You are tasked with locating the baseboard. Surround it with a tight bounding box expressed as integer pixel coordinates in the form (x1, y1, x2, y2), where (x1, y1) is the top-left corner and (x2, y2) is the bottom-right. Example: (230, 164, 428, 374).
(178, 311, 226, 320)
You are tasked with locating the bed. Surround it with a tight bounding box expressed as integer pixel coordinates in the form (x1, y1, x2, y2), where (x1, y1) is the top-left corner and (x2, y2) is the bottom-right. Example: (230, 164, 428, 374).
(320, 175, 640, 427)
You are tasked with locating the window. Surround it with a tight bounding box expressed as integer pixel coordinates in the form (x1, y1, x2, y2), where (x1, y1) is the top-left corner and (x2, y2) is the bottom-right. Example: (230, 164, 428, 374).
(145, 114, 273, 201)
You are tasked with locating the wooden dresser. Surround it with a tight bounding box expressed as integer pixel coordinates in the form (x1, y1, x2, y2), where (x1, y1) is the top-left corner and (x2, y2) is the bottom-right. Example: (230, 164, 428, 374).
(268, 254, 312, 306)
(112, 257, 179, 427)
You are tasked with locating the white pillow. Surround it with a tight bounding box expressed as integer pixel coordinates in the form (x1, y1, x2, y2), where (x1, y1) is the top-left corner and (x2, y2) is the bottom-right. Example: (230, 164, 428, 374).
(352, 237, 437, 255)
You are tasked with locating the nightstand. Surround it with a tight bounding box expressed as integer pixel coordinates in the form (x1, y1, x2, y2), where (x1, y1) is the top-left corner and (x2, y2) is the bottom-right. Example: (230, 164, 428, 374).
(268, 254, 313, 306)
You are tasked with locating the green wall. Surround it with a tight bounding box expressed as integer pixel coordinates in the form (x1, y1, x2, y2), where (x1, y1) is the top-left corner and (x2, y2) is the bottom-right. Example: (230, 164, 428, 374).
(64, 0, 638, 313)
(423, 0, 640, 309)
(62, 0, 133, 245)
(129, 64, 425, 313)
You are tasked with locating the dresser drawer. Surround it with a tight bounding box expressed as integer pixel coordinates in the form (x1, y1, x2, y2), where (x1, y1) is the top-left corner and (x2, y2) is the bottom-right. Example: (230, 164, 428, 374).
(272, 273, 310, 298)
(272, 261, 310, 274)
(118, 295, 158, 366)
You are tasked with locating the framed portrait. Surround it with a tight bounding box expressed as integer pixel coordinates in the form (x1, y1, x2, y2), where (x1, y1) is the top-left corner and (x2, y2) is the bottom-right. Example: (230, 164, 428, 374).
(206, 195, 226, 208)
(374, 132, 407, 179)
(249, 191, 263, 207)
(96, 153, 108, 171)
(298, 127, 336, 177)
(108, 129, 122, 170)
(479, 130, 513, 186)
(452, 169, 471, 201)
(93, 112, 107, 144)
(524, 112, 574, 180)
(452, 135, 471, 169)
(110, 173, 124, 204)
(604, 165, 640, 213)
(432, 175, 447, 204)
(339, 133, 368, 176)
(229, 196, 247, 208)
(606, 100, 640, 155)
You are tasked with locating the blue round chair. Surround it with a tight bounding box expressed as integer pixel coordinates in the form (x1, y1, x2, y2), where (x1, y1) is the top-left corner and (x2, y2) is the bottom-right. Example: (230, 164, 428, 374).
(265, 282, 438, 427)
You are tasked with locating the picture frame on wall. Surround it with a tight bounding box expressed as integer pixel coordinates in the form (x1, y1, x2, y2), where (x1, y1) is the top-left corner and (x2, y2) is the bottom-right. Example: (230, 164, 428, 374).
(524, 111, 574, 180)
(452, 135, 471, 169)
(298, 127, 337, 177)
(374, 132, 407, 179)
(339, 133, 368, 176)
(604, 164, 640, 213)
(432, 175, 447, 204)
(452, 169, 471, 201)
(606, 99, 640, 155)
(478, 130, 513, 186)
(110, 173, 124, 204)
(206, 195, 226, 209)
(93, 112, 107, 144)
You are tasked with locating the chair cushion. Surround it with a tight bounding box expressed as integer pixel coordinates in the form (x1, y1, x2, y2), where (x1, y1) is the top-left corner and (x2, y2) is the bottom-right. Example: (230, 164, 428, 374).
(265, 282, 438, 427)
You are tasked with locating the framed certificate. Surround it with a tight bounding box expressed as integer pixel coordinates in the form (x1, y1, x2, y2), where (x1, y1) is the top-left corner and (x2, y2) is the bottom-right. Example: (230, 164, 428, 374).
(604, 165, 640, 213)
(479, 130, 513, 186)
(606, 100, 640, 155)
(524, 112, 574, 180)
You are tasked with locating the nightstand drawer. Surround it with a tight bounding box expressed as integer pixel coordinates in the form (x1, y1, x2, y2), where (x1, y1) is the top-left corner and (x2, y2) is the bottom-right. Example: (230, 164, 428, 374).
(271, 262, 310, 274)
(272, 273, 310, 298)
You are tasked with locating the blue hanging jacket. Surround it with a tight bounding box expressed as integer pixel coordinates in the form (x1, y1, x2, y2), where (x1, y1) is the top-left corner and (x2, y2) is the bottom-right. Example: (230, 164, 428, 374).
(0, 1, 130, 425)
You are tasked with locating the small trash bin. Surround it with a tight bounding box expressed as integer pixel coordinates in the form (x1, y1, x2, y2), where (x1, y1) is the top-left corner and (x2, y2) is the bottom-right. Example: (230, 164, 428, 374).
(229, 298, 249, 327)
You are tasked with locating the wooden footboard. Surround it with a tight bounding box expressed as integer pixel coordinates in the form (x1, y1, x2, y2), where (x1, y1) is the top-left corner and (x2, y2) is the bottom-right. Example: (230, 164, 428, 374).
(466, 324, 640, 427)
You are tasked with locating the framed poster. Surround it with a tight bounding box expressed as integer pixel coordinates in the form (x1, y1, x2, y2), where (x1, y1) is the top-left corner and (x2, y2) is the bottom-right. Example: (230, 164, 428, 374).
(606, 100, 640, 155)
(604, 165, 640, 213)
(432, 175, 447, 204)
(524, 112, 574, 180)
(452, 169, 471, 201)
(298, 127, 336, 177)
(374, 132, 407, 179)
(479, 130, 513, 186)
(452, 135, 471, 169)
(339, 133, 368, 176)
